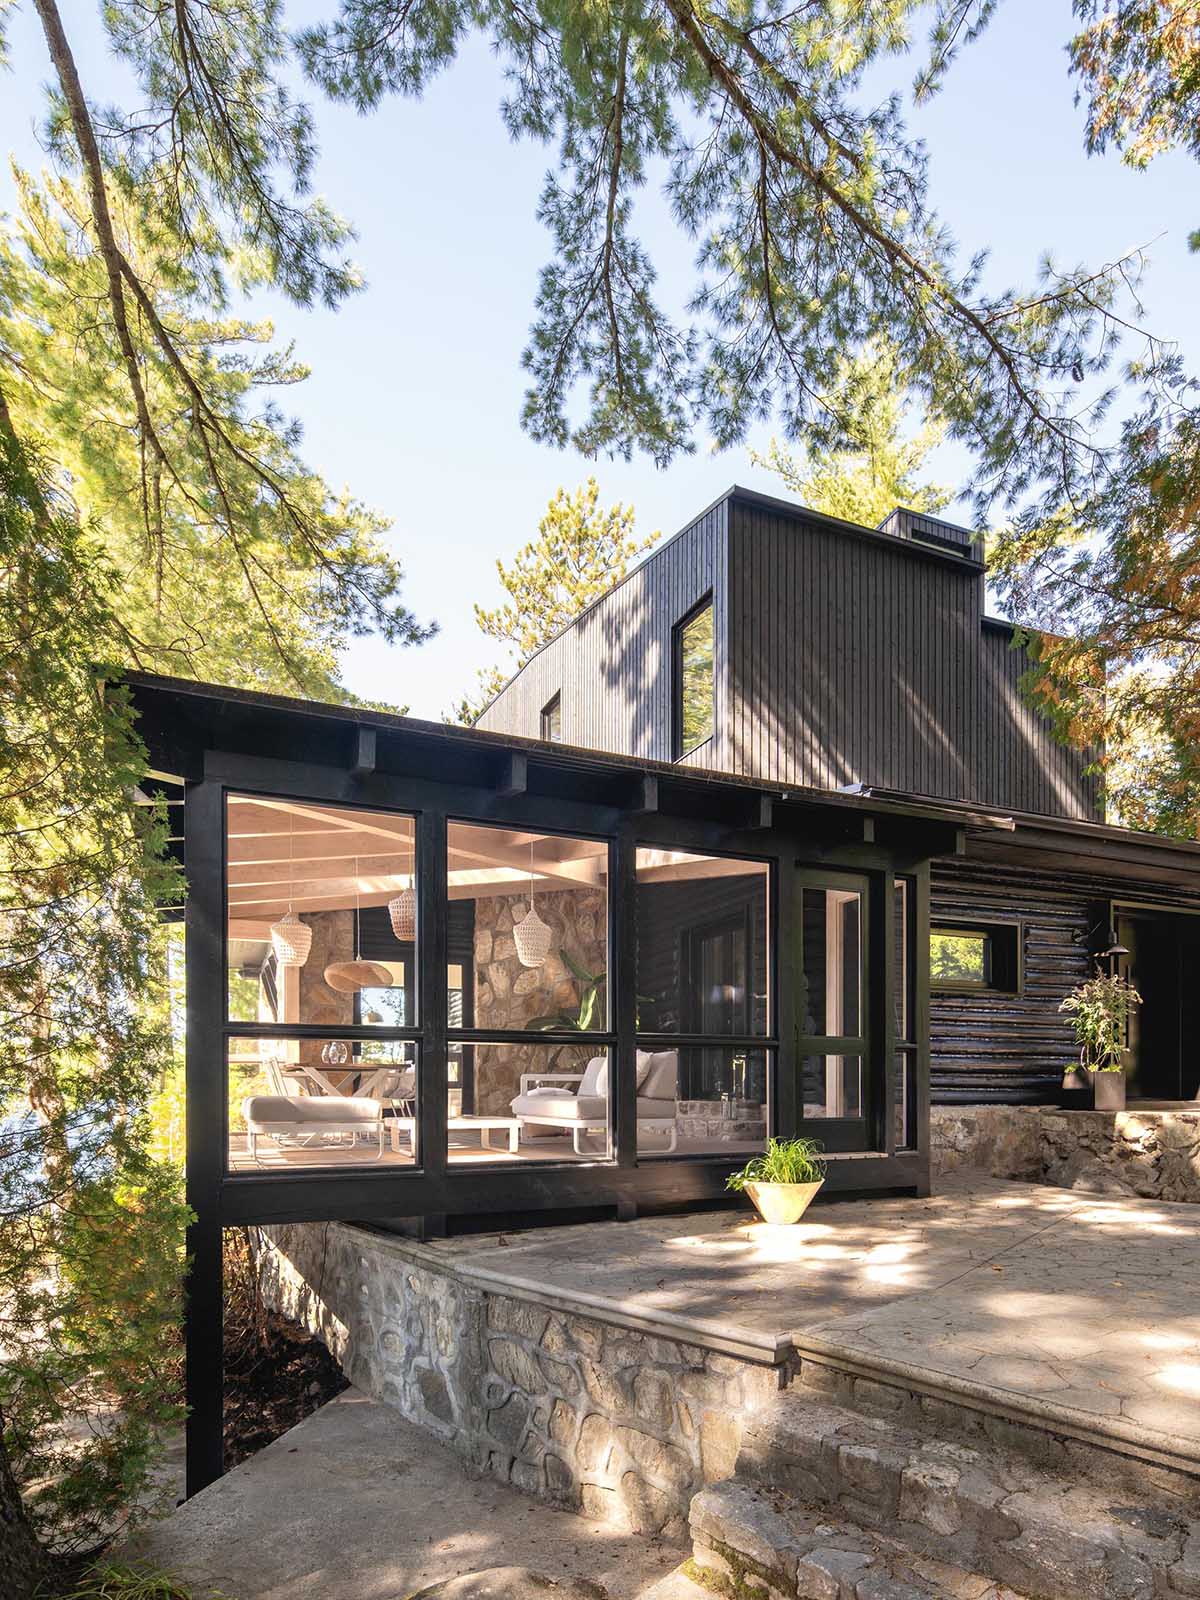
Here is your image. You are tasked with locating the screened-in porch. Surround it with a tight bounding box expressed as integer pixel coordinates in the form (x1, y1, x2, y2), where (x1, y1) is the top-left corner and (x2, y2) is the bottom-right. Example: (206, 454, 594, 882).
(125, 669, 994, 1230)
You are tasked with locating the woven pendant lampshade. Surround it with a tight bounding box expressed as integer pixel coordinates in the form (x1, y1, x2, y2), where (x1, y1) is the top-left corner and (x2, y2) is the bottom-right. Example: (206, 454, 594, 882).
(323, 854, 396, 993)
(323, 958, 394, 994)
(388, 876, 416, 941)
(270, 811, 311, 966)
(271, 909, 312, 968)
(513, 840, 552, 968)
(513, 902, 552, 968)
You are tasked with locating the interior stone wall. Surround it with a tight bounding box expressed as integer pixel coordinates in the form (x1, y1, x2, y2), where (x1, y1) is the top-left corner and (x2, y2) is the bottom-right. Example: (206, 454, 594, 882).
(253, 1221, 785, 1536)
(471, 887, 608, 1114)
(296, 910, 353, 1066)
(932, 1104, 1200, 1202)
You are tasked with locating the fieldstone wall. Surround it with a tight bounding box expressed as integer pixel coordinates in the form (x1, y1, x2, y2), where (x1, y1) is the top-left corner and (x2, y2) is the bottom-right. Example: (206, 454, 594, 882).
(296, 910, 353, 1067)
(253, 1220, 786, 1537)
(675, 1100, 766, 1144)
(472, 887, 607, 1113)
(932, 1104, 1200, 1201)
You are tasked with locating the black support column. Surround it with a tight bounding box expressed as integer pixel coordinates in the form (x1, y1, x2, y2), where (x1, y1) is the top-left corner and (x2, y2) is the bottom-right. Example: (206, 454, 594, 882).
(184, 776, 226, 1497)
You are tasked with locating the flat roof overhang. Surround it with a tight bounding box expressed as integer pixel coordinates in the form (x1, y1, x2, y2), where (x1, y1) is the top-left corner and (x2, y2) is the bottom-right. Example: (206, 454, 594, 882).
(121, 671, 1014, 856)
(843, 782, 1200, 891)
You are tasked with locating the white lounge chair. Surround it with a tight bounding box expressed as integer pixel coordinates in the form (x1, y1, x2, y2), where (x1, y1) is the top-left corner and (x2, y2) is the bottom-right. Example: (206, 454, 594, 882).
(241, 1093, 389, 1161)
(510, 1050, 679, 1155)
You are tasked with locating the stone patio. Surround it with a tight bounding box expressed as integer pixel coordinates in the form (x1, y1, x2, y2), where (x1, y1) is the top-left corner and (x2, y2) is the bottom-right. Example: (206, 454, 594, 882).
(426, 1174, 1200, 1470)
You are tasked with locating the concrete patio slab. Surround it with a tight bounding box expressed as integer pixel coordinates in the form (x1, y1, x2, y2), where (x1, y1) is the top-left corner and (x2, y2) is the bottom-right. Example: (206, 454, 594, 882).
(131, 1389, 680, 1600)
(426, 1174, 1200, 1469)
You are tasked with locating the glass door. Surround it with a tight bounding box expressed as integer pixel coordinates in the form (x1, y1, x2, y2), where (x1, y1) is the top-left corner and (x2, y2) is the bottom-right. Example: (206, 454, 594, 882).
(795, 870, 872, 1151)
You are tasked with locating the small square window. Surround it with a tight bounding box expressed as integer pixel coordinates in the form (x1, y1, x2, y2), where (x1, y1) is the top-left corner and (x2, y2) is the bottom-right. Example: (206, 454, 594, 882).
(540, 693, 562, 743)
(930, 922, 1021, 993)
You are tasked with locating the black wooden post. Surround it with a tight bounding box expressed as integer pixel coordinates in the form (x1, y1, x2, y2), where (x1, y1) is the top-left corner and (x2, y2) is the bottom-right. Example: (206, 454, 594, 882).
(612, 823, 638, 1186)
(184, 776, 226, 1497)
(418, 808, 448, 1196)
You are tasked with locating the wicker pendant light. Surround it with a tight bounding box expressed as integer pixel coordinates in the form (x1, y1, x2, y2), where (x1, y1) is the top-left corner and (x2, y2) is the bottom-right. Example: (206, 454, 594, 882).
(388, 843, 416, 941)
(513, 840, 552, 969)
(270, 811, 312, 968)
(324, 855, 395, 993)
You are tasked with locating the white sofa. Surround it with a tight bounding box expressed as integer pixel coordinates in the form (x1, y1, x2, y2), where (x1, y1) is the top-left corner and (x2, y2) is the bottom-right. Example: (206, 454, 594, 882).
(509, 1050, 678, 1155)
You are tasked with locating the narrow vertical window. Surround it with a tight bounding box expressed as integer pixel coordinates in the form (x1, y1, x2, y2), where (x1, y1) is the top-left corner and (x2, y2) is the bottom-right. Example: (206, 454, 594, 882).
(673, 597, 714, 758)
(540, 693, 562, 743)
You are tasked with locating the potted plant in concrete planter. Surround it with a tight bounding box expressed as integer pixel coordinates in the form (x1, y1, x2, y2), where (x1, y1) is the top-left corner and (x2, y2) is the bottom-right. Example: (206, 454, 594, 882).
(726, 1137, 827, 1224)
(1059, 972, 1142, 1111)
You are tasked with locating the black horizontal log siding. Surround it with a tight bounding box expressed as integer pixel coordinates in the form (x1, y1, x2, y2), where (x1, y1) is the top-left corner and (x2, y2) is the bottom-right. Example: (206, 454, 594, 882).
(728, 497, 1099, 820)
(930, 855, 1200, 1103)
(476, 501, 729, 770)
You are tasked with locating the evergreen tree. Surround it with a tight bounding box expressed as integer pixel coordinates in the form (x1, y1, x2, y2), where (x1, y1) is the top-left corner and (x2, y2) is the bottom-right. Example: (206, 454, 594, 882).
(452, 479, 657, 722)
(751, 339, 952, 528)
(0, 427, 189, 1595)
(297, 0, 1155, 498)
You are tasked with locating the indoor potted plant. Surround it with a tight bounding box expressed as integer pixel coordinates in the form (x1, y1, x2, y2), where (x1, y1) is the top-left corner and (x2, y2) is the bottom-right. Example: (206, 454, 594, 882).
(726, 1137, 827, 1224)
(1059, 971, 1141, 1111)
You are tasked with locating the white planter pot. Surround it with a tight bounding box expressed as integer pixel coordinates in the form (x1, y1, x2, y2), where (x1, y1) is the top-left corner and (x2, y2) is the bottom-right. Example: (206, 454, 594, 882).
(744, 1178, 824, 1225)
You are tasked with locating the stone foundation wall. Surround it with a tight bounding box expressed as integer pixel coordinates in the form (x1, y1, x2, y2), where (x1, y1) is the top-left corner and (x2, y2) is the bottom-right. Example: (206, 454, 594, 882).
(253, 1221, 786, 1537)
(932, 1104, 1200, 1201)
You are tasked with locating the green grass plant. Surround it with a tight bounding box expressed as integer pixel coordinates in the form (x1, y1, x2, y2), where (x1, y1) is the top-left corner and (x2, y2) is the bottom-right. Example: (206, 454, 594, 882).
(726, 1137, 826, 1191)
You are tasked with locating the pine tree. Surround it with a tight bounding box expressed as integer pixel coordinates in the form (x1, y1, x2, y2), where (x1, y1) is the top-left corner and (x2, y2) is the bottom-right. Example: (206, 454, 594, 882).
(452, 479, 657, 722)
(297, 0, 1156, 500)
(0, 426, 189, 1591)
(751, 339, 953, 528)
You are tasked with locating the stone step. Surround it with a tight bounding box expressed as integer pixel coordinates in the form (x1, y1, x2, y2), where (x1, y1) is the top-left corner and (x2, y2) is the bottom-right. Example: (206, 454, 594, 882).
(734, 1388, 1200, 1599)
(688, 1478, 1029, 1599)
(793, 1345, 1200, 1505)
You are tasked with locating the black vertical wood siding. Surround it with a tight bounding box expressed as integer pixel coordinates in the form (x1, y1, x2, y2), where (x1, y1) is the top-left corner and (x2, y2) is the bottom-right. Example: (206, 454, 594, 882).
(728, 497, 1101, 819)
(481, 488, 1101, 822)
(476, 500, 729, 769)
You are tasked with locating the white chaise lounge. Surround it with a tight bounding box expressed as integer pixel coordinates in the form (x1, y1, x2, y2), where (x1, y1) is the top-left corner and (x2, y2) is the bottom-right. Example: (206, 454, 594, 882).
(509, 1050, 678, 1155)
(241, 1093, 390, 1161)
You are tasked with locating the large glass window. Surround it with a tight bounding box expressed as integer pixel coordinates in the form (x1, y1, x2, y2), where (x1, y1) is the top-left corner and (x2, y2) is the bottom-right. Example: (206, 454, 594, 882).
(224, 796, 420, 1174)
(227, 1035, 418, 1172)
(635, 847, 770, 1159)
(674, 598, 714, 757)
(226, 796, 417, 1028)
(447, 821, 610, 1164)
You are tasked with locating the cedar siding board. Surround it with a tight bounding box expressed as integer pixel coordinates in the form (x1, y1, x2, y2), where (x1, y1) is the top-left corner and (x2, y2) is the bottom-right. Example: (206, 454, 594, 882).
(481, 488, 1099, 822)
(727, 496, 1099, 818)
(476, 500, 730, 770)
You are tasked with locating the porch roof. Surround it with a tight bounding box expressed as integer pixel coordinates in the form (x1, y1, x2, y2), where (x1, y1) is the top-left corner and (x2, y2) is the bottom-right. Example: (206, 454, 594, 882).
(121, 670, 1015, 841)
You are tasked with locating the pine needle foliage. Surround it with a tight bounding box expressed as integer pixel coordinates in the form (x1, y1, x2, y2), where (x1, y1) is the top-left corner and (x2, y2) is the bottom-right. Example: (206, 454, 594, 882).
(751, 338, 954, 529)
(0, 429, 189, 1573)
(451, 478, 658, 722)
(299, 0, 1156, 500)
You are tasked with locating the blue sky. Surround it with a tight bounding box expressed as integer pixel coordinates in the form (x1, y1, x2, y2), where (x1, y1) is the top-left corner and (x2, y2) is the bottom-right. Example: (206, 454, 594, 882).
(3, 1, 1197, 717)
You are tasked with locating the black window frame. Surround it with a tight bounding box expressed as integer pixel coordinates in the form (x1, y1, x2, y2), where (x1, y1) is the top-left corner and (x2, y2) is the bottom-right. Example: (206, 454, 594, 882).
(930, 919, 1022, 994)
(540, 692, 562, 744)
(672, 594, 715, 760)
